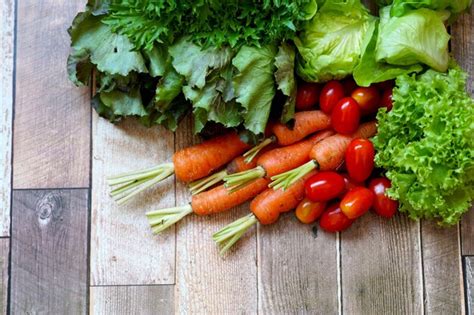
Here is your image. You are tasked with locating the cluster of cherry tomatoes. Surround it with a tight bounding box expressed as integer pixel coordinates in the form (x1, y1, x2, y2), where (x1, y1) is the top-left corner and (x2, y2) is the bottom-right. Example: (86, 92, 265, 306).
(294, 78, 398, 232)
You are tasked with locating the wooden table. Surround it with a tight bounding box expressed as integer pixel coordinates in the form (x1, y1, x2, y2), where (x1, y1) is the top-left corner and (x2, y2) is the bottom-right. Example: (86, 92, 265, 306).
(1, 1, 473, 314)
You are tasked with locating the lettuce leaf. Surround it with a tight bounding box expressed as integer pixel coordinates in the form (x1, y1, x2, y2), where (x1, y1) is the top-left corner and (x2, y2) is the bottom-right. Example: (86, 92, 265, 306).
(295, 0, 375, 82)
(376, 7, 450, 72)
(373, 66, 474, 225)
(274, 42, 297, 123)
(386, 0, 472, 16)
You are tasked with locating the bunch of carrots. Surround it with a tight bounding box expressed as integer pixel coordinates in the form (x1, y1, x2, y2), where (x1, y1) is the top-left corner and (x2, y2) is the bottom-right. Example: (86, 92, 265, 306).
(108, 78, 398, 255)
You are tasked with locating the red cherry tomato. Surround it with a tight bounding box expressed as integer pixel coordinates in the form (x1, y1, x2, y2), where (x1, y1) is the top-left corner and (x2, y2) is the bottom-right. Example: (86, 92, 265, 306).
(305, 171, 346, 202)
(340, 187, 375, 219)
(381, 89, 393, 111)
(319, 203, 354, 233)
(351, 86, 381, 116)
(295, 198, 327, 224)
(375, 80, 394, 91)
(369, 178, 398, 218)
(296, 82, 321, 111)
(340, 173, 362, 195)
(319, 80, 345, 114)
(331, 97, 360, 134)
(342, 77, 358, 94)
(345, 138, 375, 182)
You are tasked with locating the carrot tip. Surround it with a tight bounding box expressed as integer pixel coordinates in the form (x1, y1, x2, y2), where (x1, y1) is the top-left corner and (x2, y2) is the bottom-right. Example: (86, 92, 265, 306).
(107, 163, 175, 205)
(188, 169, 228, 195)
(146, 205, 193, 234)
(223, 166, 266, 193)
(243, 136, 276, 164)
(269, 160, 317, 191)
(212, 213, 258, 256)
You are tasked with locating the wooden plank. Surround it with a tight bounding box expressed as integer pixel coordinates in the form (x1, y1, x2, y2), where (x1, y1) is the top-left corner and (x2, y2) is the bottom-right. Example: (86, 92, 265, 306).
(421, 221, 464, 313)
(451, 0, 474, 256)
(90, 285, 174, 315)
(91, 117, 175, 285)
(0, 239, 9, 315)
(0, 0, 14, 236)
(258, 215, 338, 313)
(466, 257, 474, 315)
(174, 117, 258, 314)
(341, 213, 422, 314)
(13, 0, 90, 189)
(10, 189, 88, 314)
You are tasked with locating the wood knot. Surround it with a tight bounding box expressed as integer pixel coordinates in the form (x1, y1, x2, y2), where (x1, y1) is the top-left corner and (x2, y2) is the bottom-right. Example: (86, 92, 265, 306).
(36, 192, 62, 225)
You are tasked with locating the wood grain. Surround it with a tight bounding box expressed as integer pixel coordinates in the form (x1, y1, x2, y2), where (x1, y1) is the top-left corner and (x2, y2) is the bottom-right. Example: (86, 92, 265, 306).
(421, 221, 464, 313)
(258, 215, 338, 314)
(10, 189, 88, 314)
(0, 239, 9, 315)
(13, 0, 90, 189)
(0, 0, 14, 236)
(174, 117, 258, 314)
(90, 285, 174, 315)
(466, 257, 474, 315)
(451, 0, 474, 256)
(341, 213, 422, 314)
(91, 116, 175, 285)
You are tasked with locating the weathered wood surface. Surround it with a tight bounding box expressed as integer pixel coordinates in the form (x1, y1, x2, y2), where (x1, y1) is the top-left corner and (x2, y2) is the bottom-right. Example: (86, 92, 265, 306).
(258, 215, 338, 314)
(0, 239, 9, 315)
(13, 0, 90, 189)
(421, 221, 464, 313)
(174, 117, 258, 314)
(451, 0, 474, 257)
(466, 257, 474, 315)
(0, 0, 14, 236)
(91, 117, 175, 285)
(341, 213, 422, 314)
(90, 285, 174, 315)
(10, 189, 88, 314)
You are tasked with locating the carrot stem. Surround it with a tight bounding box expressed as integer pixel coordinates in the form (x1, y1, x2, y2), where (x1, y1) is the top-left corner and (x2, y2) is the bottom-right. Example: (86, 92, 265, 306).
(224, 166, 266, 193)
(146, 204, 193, 234)
(107, 163, 174, 205)
(269, 160, 318, 191)
(188, 169, 228, 195)
(212, 213, 258, 255)
(243, 136, 275, 163)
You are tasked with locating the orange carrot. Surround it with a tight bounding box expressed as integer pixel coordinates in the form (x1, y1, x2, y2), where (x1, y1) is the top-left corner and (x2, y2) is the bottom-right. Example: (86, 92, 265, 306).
(174, 132, 250, 182)
(192, 178, 270, 216)
(146, 179, 269, 234)
(310, 121, 377, 171)
(213, 171, 317, 254)
(271, 111, 331, 146)
(224, 130, 333, 192)
(270, 121, 377, 190)
(250, 171, 317, 225)
(226, 155, 258, 174)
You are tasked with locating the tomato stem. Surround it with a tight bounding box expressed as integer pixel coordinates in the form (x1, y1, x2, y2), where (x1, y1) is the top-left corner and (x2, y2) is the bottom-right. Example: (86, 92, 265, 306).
(146, 205, 193, 234)
(188, 169, 228, 195)
(269, 160, 317, 190)
(223, 166, 266, 193)
(243, 136, 275, 163)
(212, 213, 258, 255)
(107, 163, 174, 205)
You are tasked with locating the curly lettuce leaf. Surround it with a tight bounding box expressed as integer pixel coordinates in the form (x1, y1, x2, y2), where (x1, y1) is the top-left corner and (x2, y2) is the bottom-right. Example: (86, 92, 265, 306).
(386, 0, 472, 16)
(233, 45, 277, 135)
(373, 66, 474, 225)
(353, 20, 423, 86)
(274, 42, 297, 124)
(376, 7, 450, 72)
(295, 0, 375, 82)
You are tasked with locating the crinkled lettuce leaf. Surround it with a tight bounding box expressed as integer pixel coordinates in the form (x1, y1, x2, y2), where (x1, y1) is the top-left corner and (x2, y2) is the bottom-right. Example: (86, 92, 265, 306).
(373, 66, 474, 225)
(295, 0, 375, 82)
(233, 45, 277, 135)
(376, 7, 450, 72)
(384, 0, 472, 16)
(353, 20, 423, 86)
(274, 42, 297, 124)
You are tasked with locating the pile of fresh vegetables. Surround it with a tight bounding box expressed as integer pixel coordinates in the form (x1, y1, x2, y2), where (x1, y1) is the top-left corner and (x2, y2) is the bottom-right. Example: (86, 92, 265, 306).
(68, 0, 473, 254)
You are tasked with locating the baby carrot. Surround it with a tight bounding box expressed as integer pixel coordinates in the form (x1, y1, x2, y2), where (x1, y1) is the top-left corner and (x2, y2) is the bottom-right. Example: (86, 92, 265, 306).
(146, 178, 270, 234)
